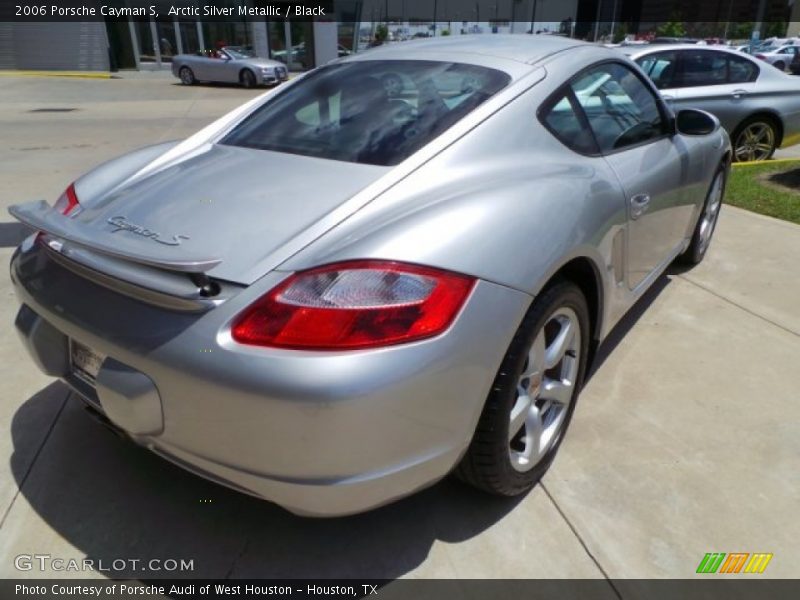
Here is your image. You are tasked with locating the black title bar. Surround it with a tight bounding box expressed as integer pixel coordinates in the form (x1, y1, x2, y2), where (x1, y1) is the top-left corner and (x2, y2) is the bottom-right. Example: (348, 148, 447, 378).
(0, 0, 796, 23)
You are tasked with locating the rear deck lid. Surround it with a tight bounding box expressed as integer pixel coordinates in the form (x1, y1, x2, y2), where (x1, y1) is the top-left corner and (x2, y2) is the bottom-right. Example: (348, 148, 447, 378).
(10, 144, 387, 284)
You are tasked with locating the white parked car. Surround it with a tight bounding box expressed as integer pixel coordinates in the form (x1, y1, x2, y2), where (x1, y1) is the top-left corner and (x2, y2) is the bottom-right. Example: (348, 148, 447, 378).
(754, 45, 800, 71)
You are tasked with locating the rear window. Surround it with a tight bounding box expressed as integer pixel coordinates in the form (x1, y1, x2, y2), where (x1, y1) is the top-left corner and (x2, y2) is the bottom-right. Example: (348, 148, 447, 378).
(728, 54, 759, 83)
(220, 60, 511, 166)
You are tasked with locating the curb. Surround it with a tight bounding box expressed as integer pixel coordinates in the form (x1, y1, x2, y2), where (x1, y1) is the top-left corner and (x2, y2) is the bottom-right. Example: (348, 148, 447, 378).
(732, 158, 800, 167)
(0, 70, 111, 79)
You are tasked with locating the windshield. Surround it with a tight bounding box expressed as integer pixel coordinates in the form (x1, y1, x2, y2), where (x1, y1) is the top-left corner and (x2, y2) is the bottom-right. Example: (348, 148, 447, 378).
(225, 46, 256, 59)
(220, 60, 511, 166)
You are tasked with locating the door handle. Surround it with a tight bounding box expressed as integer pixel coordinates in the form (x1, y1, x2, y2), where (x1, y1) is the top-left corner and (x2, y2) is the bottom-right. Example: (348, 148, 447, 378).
(661, 94, 674, 102)
(630, 194, 651, 220)
(732, 89, 748, 99)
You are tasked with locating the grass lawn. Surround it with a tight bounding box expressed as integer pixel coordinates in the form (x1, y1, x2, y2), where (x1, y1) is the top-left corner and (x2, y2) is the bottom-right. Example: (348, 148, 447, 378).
(726, 159, 800, 225)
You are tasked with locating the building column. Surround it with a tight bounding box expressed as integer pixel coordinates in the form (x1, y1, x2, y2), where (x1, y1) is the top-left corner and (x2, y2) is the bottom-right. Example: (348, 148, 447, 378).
(196, 21, 205, 51)
(250, 20, 269, 57)
(128, 18, 141, 69)
(284, 20, 293, 66)
(173, 18, 183, 55)
(313, 21, 338, 67)
(149, 18, 161, 67)
(786, 0, 800, 36)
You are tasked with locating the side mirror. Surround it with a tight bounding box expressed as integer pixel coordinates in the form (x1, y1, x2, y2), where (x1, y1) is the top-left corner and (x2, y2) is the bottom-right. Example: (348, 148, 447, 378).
(675, 108, 719, 136)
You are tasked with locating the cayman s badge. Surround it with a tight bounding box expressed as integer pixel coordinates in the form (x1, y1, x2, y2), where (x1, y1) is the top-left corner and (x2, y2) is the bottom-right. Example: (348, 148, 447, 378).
(107, 216, 189, 246)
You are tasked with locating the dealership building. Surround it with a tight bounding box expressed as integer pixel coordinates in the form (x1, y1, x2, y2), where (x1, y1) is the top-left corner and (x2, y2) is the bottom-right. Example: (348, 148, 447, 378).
(0, 0, 796, 73)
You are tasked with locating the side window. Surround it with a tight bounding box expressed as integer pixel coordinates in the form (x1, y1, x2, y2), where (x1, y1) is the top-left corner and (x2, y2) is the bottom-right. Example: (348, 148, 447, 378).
(636, 51, 678, 90)
(570, 63, 665, 153)
(679, 50, 728, 87)
(539, 93, 598, 155)
(728, 54, 759, 83)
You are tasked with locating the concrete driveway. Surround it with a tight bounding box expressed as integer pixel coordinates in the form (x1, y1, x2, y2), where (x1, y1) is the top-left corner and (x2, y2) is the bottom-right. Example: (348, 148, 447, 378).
(0, 73, 798, 582)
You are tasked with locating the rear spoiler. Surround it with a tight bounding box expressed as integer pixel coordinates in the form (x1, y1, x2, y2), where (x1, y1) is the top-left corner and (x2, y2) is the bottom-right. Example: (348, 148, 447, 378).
(8, 200, 221, 273)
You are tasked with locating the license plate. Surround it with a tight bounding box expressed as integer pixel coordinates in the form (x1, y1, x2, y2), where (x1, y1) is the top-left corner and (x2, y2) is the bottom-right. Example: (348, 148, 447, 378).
(70, 340, 105, 384)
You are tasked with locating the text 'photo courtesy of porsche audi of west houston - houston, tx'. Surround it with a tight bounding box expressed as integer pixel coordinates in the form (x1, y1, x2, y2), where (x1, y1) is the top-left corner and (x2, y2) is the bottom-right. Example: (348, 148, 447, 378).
(9, 36, 730, 516)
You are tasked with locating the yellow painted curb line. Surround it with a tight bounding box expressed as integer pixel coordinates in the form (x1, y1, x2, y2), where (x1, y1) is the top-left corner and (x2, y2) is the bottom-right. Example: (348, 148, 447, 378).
(0, 70, 111, 79)
(732, 157, 800, 167)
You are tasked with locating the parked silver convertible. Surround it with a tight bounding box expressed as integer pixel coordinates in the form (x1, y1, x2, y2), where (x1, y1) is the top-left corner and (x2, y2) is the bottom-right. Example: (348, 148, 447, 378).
(10, 36, 729, 516)
(624, 44, 800, 161)
(171, 46, 289, 88)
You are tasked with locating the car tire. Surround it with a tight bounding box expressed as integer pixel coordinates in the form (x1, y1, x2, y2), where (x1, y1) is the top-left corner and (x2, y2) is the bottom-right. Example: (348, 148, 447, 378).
(240, 69, 257, 88)
(732, 115, 779, 162)
(455, 280, 590, 496)
(677, 166, 726, 266)
(774, 61, 786, 71)
(179, 67, 195, 86)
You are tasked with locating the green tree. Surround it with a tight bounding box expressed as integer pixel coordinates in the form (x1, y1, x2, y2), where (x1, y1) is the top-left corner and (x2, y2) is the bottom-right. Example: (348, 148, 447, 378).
(440, 29, 451, 36)
(765, 21, 787, 38)
(728, 22, 754, 41)
(656, 21, 687, 38)
(374, 24, 388, 45)
(612, 22, 628, 44)
(686, 22, 718, 39)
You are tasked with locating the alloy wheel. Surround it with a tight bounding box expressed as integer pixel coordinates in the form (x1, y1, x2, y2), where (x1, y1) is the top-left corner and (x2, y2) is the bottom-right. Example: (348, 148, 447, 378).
(698, 172, 724, 253)
(179, 68, 194, 85)
(734, 122, 775, 162)
(508, 307, 581, 472)
(242, 70, 256, 88)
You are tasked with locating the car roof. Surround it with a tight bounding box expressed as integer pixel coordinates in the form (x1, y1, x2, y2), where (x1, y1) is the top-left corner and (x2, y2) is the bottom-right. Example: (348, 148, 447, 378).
(343, 35, 587, 66)
(760, 44, 800, 51)
(620, 44, 749, 57)
(619, 42, 798, 83)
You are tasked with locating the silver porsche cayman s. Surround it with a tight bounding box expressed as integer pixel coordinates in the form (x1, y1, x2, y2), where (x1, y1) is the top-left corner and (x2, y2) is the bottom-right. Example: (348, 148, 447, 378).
(9, 36, 730, 516)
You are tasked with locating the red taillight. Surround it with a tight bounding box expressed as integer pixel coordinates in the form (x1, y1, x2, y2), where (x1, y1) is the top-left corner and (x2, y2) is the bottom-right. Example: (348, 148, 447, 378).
(53, 183, 80, 215)
(755, 54, 766, 60)
(232, 261, 476, 350)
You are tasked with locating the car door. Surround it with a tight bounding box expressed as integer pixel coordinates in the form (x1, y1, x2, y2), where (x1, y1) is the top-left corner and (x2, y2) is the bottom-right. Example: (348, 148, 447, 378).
(570, 62, 693, 289)
(664, 49, 759, 134)
(203, 50, 234, 82)
(218, 50, 242, 83)
(186, 55, 213, 81)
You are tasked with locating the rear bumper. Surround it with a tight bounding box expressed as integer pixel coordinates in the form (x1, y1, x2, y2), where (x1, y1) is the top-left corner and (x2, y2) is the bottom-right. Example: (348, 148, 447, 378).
(10, 242, 531, 516)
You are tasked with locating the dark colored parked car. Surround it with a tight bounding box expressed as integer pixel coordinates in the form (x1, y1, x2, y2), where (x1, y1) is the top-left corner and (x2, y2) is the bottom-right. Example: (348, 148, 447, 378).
(790, 51, 800, 75)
